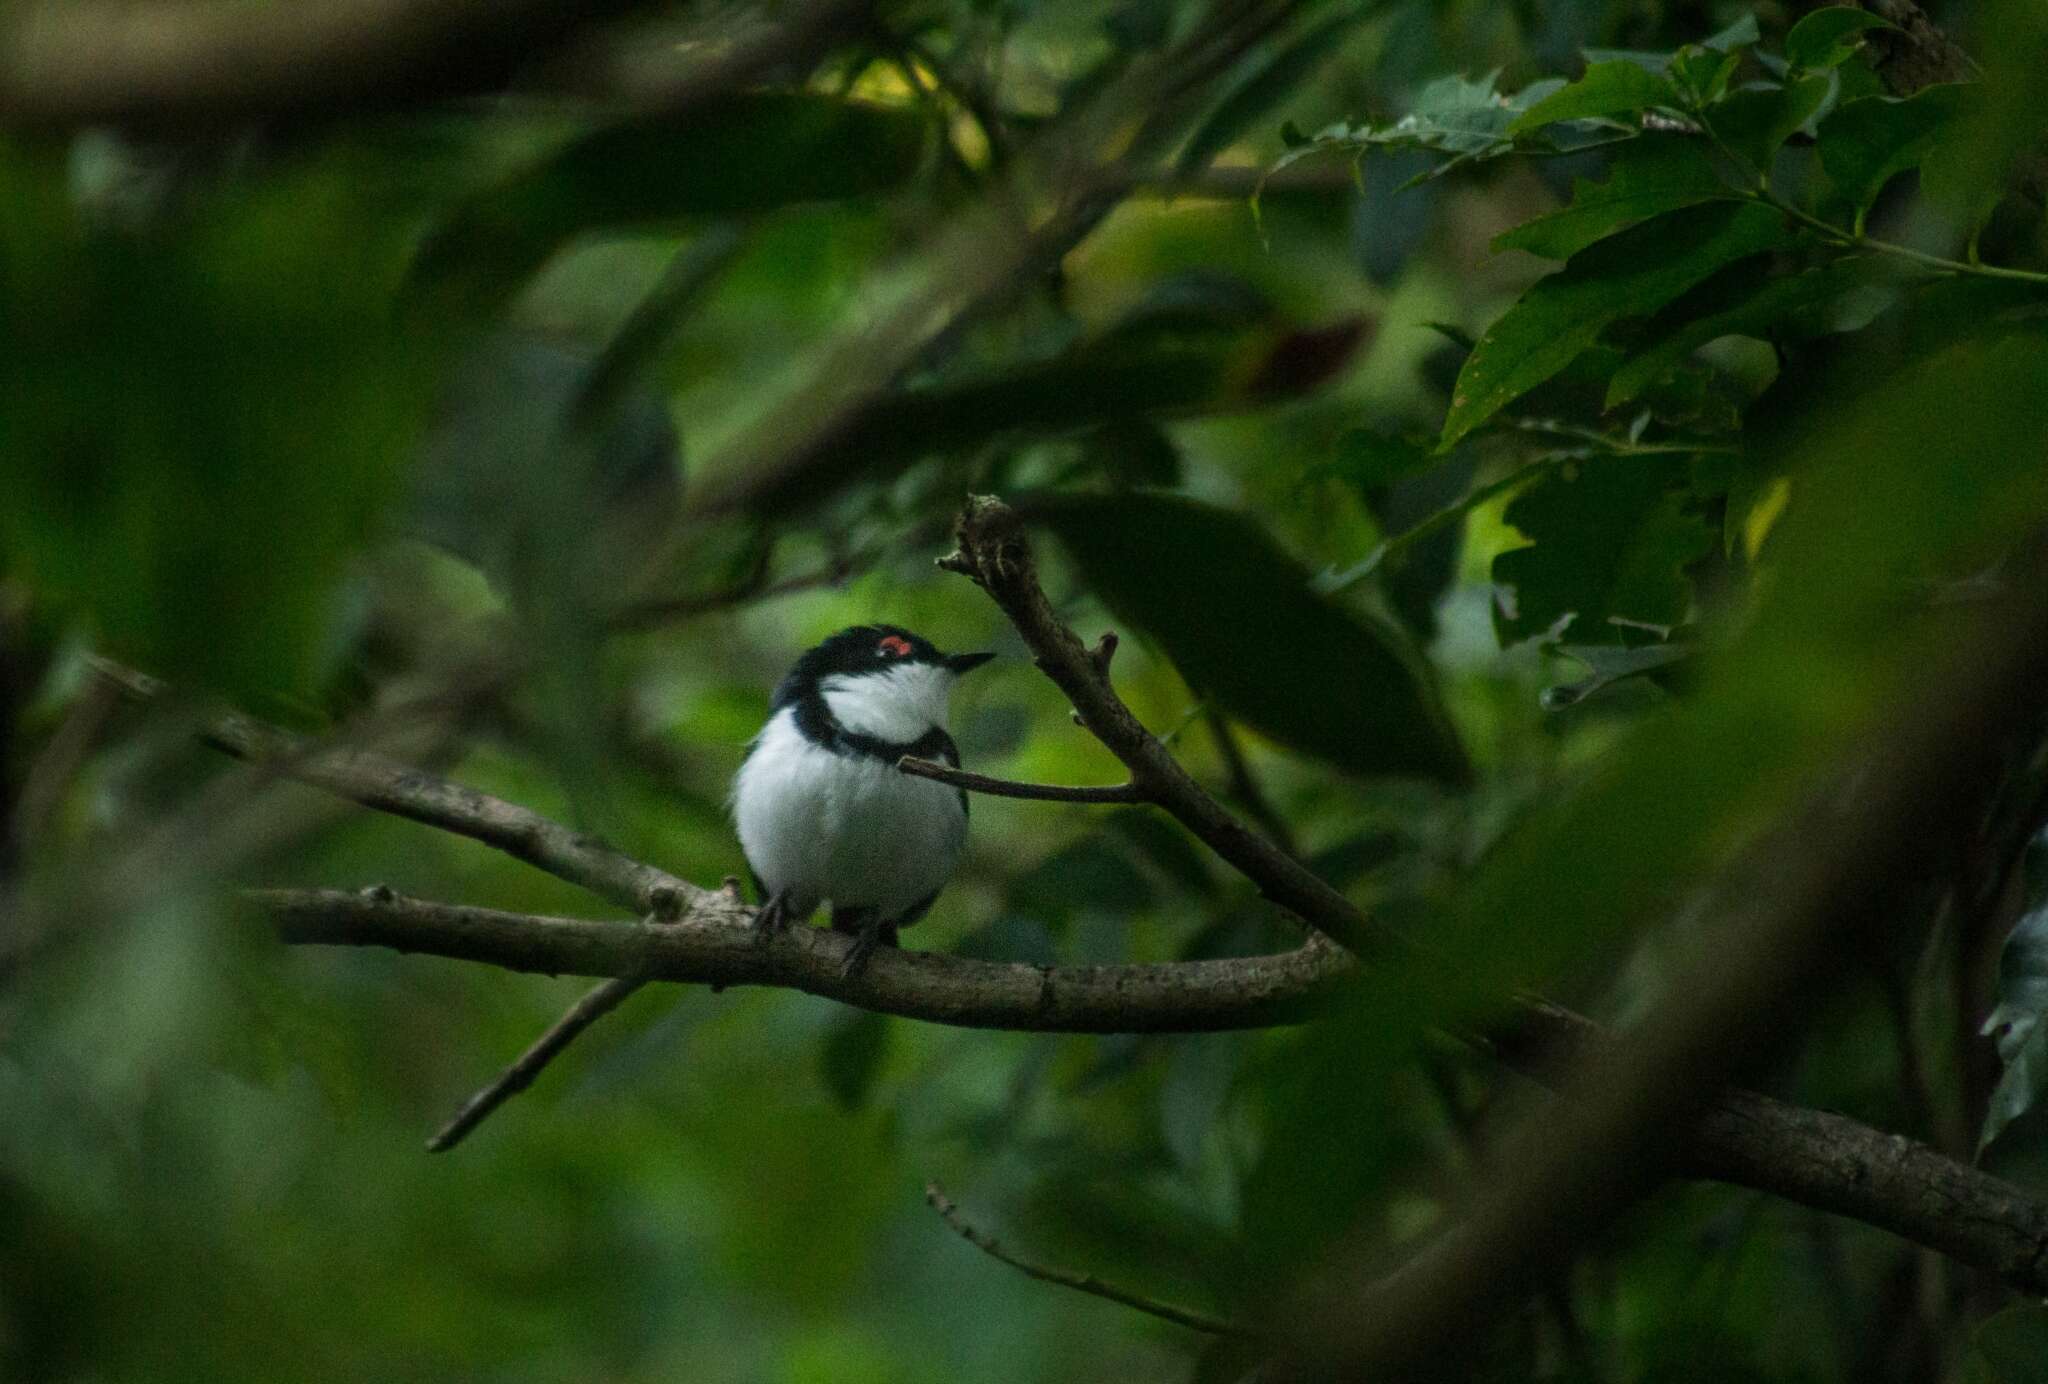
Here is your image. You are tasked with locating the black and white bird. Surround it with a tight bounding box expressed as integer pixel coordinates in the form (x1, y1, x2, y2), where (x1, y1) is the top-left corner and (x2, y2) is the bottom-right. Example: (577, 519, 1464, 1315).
(733, 625, 995, 976)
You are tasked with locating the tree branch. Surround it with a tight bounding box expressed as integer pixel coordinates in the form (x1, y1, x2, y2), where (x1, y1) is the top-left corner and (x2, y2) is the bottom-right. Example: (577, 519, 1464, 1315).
(895, 757, 1145, 804)
(427, 972, 650, 1153)
(259, 887, 1354, 1033)
(97, 661, 690, 918)
(257, 881, 2048, 1295)
(923, 1181, 1240, 1335)
(933, 495, 2048, 1308)
(938, 497, 1399, 964)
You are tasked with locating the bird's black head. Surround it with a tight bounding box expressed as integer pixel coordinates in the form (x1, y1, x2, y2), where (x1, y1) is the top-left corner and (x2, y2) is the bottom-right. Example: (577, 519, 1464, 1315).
(772, 625, 995, 708)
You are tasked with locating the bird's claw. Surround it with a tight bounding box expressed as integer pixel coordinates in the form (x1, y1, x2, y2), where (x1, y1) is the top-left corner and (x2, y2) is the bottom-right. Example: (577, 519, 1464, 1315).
(753, 892, 793, 942)
(839, 929, 880, 979)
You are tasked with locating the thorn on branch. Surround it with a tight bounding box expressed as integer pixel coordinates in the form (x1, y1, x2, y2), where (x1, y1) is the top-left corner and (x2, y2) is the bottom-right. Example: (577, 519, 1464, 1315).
(1088, 630, 1118, 677)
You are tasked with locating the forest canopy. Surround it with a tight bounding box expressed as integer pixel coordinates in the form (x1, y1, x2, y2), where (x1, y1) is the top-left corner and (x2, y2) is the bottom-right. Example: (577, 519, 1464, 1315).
(5, 0, 2048, 1380)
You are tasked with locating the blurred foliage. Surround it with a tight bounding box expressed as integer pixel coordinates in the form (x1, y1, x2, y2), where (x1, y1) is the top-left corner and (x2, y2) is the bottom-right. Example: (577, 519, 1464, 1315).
(6, 0, 2048, 1381)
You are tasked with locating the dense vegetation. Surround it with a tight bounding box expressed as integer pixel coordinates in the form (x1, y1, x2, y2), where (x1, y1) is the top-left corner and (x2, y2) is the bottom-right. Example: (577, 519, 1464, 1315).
(6, 0, 2048, 1378)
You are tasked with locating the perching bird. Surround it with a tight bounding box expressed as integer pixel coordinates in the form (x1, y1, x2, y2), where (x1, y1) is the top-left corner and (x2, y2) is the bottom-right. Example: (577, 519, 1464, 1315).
(733, 625, 995, 976)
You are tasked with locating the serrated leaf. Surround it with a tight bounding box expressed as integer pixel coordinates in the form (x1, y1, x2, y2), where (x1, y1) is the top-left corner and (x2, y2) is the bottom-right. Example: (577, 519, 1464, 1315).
(819, 1008, 892, 1112)
(1446, 201, 1796, 446)
(1507, 61, 1678, 134)
(409, 93, 923, 308)
(1817, 84, 1970, 218)
(1494, 137, 1728, 260)
(1785, 7, 1897, 72)
(1493, 458, 1713, 646)
(1608, 256, 1890, 407)
(1026, 493, 1471, 784)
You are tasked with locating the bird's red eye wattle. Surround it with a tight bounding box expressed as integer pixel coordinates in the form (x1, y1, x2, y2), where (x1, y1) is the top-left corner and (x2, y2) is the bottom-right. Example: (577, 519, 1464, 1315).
(877, 635, 914, 658)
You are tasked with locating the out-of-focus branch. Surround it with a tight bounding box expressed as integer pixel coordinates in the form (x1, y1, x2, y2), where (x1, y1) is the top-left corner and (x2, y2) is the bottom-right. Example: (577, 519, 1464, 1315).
(96, 661, 689, 917)
(934, 494, 2048, 1312)
(0, 0, 649, 128)
(1272, 552, 2048, 1377)
(923, 1181, 1241, 1335)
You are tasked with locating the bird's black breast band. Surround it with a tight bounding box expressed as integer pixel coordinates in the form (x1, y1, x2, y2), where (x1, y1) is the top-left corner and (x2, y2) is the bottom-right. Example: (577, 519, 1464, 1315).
(789, 693, 969, 814)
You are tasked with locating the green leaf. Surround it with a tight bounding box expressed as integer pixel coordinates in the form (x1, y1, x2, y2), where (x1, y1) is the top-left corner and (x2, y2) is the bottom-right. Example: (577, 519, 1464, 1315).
(1541, 641, 1695, 709)
(1817, 84, 1970, 218)
(1494, 137, 1728, 260)
(1670, 47, 1742, 105)
(1507, 61, 1678, 135)
(1699, 13, 1763, 53)
(1608, 256, 1891, 407)
(1324, 429, 1438, 491)
(1707, 73, 1836, 173)
(1492, 458, 1713, 646)
(1026, 493, 1471, 784)
(1446, 201, 1796, 446)
(410, 93, 923, 308)
(818, 1009, 893, 1112)
(746, 320, 1366, 516)
(1785, 7, 1896, 72)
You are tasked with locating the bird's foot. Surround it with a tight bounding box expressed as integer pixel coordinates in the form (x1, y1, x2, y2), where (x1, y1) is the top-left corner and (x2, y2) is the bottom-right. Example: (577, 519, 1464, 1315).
(840, 930, 879, 979)
(753, 891, 795, 942)
(838, 913, 889, 979)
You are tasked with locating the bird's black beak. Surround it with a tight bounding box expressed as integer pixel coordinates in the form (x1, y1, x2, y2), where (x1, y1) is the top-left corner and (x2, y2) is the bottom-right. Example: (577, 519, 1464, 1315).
(944, 650, 996, 675)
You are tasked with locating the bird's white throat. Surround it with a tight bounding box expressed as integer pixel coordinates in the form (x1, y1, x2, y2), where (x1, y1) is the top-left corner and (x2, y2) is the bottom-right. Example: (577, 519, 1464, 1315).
(820, 662, 956, 744)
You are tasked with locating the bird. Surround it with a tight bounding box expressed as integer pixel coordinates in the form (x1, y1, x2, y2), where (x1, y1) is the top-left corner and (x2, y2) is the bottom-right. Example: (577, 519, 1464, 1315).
(732, 625, 995, 976)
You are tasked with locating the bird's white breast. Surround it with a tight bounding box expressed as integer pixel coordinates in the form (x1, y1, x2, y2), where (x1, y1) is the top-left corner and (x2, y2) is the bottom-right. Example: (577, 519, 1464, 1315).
(819, 662, 954, 744)
(732, 706, 967, 921)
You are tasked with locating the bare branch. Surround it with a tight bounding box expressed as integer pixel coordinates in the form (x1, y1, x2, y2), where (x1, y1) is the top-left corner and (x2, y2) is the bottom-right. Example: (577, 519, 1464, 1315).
(940, 496, 1400, 962)
(97, 661, 690, 917)
(895, 757, 1145, 804)
(923, 1181, 1241, 1336)
(258, 887, 1353, 1033)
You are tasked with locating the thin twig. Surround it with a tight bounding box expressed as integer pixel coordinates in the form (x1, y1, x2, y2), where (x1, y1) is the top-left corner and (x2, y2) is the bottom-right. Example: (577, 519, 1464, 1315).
(428, 972, 648, 1151)
(895, 757, 1145, 803)
(923, 1181, 1241, 1335)
(426, 885, 696, 1153)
